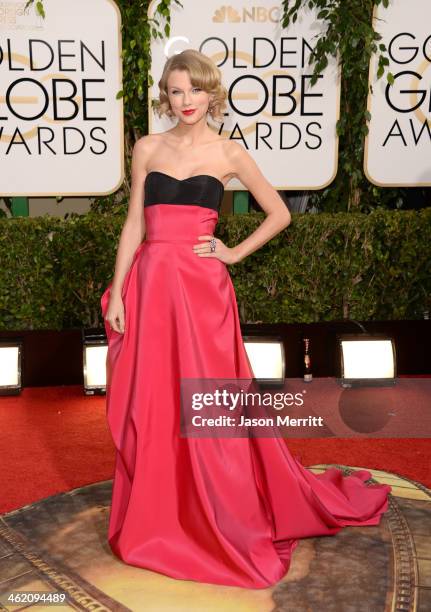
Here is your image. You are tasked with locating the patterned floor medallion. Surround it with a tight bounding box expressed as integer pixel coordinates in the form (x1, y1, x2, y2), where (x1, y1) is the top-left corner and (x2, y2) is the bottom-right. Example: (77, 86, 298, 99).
(0, 466, 429, 611)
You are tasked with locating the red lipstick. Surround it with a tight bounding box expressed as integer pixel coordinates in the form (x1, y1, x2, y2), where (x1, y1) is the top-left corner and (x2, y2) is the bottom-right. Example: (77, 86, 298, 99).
(182, 109, 196, 116)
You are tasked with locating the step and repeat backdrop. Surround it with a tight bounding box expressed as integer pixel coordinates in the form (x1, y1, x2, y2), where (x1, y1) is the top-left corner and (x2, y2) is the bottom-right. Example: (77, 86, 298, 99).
(365, 0, 431, 186)
(1, 0, 430, 195)
(0, 0, 123, 196)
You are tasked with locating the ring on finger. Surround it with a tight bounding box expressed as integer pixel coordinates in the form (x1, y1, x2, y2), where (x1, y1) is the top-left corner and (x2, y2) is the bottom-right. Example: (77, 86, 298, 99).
(209, 237, 217, 253)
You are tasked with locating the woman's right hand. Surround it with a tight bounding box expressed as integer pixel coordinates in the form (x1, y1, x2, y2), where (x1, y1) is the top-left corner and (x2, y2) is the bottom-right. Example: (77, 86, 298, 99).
(105, 292, 125, 334)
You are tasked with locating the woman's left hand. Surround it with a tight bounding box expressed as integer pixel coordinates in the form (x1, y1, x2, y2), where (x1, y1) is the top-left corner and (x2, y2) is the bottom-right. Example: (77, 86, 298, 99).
(193, 235, 239, 265)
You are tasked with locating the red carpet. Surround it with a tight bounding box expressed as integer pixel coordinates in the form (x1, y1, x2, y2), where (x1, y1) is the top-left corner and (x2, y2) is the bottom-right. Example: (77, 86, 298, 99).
(0, 385, 430, 515)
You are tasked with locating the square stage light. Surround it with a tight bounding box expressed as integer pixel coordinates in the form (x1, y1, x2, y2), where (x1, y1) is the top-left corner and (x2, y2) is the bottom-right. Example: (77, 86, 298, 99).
(337, 334, 396, 387)
(82, 329, 108, 395)
(243, 336, 285, 388)
(0, 338, 23, 395)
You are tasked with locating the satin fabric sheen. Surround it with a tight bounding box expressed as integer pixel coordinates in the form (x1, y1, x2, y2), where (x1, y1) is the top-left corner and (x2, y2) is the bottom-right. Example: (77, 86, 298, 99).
(100, 173, 391, 589)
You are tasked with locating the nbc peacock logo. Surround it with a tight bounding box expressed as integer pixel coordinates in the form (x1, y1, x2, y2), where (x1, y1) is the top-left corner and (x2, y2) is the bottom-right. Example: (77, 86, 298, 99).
(212, 5, 280, 23)
(212, 6, 241, 23)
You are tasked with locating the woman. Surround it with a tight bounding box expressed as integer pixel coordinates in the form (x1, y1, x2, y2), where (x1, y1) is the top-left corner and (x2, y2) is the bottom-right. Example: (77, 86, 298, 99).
(101, 49, 391, 589)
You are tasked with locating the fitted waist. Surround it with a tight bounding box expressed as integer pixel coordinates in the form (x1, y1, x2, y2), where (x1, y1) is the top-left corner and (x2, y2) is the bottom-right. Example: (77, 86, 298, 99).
(145, 238, 204, 244)
(144, 204, 218, 240)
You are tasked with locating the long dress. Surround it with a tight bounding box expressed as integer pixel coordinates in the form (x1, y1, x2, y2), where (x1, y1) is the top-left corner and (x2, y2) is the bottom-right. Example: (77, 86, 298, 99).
(100, 170, 391, 589)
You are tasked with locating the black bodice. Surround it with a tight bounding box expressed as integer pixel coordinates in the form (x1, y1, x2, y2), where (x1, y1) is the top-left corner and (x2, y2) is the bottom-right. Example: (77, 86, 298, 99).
(144, 171, 224, 212)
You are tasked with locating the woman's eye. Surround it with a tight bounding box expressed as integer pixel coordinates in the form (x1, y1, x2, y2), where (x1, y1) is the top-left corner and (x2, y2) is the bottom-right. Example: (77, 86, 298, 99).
(170, 88, 201, 94)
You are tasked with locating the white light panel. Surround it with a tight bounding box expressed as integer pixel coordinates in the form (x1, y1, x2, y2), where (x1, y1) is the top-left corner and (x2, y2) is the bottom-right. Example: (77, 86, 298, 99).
(341, 339, 395, 379)
(244, 341, 284, 379)
(0, 346, 20, 387)
(84, 345, 108, 388)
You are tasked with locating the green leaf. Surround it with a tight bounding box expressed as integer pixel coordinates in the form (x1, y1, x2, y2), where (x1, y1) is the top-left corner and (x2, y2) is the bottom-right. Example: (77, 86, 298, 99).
(36, 1, 45, 18)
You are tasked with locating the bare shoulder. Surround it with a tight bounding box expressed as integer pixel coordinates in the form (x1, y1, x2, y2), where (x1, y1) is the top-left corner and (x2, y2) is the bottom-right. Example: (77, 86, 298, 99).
(216, 138, 248, 164)
(220, 139, 257, 179)
(131, 134, 164, 174)
(222, 139, 250, 163)
(133, 133, 160, 155)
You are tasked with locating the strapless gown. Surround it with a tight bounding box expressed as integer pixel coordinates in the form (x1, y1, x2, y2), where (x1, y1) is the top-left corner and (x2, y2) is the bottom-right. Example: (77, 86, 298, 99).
(100, 171, 391, 589)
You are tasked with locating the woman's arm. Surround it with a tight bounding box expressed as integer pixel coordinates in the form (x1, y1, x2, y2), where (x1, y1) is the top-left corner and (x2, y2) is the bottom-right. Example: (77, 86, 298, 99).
(194, 142, 292, 265)
(227, 142, 291, 264)
(109, 137, 149, 297)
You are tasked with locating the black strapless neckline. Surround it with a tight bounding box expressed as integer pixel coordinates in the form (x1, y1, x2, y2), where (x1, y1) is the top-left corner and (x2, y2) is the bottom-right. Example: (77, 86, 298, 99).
(146, 170, 225, 191)
(144, 170, 224, 212)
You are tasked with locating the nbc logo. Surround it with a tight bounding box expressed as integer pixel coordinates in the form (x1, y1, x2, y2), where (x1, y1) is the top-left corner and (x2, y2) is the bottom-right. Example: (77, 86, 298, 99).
(212, 5, 280, 23)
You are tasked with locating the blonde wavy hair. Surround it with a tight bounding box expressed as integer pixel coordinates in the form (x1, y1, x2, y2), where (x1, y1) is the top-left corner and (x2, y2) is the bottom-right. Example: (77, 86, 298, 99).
(153, 49, 228, 123)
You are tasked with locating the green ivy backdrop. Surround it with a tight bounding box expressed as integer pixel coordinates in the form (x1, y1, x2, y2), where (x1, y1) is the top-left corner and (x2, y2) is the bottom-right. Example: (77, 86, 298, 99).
(20, 0, 428, 214)
(0, 209, 430, 330)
